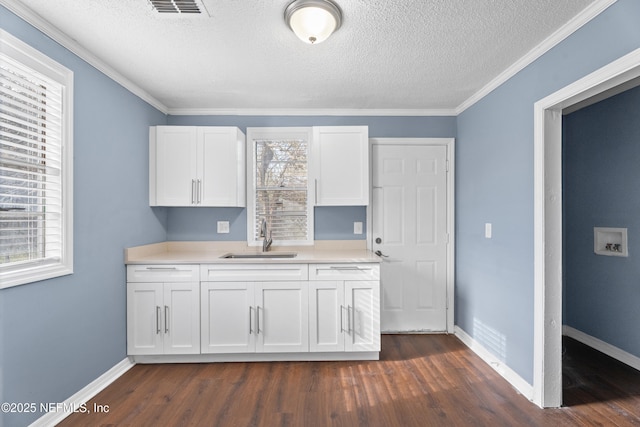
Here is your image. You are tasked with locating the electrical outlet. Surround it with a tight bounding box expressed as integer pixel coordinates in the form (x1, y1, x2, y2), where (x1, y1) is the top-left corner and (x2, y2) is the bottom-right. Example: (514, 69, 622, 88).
(354, 222, 363, 235)
(217, 221, 230, 234)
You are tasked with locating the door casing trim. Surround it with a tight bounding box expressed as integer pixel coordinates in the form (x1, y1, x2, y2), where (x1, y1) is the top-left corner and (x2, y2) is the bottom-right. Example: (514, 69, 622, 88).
(534, 48, 640, 407)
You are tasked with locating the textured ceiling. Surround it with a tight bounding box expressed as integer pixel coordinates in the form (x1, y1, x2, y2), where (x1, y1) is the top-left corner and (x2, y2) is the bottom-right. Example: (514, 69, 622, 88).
(10, 0, 598, 113)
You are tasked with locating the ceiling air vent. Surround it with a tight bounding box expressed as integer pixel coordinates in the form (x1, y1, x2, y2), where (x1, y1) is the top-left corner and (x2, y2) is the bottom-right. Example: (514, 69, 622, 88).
(147, 0, 208, 14)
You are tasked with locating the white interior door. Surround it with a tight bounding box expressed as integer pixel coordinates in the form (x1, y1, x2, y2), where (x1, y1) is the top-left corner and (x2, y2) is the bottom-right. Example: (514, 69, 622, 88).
(372, 142, 450, 332)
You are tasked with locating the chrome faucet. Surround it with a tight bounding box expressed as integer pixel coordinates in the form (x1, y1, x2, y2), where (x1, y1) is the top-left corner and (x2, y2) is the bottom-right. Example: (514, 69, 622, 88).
(260, 218, 272, 252)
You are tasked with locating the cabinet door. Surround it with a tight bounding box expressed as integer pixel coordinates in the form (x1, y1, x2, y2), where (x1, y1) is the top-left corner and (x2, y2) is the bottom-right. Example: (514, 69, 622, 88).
(312, 126, 369, 206)
(345, 281, 380, 352)
(256, 282, 309, 353)
(154, 126, 198, 206)
(309, 281, 345, 352)
(127, 283, 164, 355)
(199, 127, 246, 207)
(201, 282, 255, 353)
(163, 282, 200, 354)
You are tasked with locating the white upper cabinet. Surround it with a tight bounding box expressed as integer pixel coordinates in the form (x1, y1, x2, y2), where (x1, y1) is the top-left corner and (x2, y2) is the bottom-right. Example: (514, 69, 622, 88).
(199, 127, 246, 206)
(311, 126, 369, 206)
(150, 126, 197, 206)
(150, 126, 246, 207)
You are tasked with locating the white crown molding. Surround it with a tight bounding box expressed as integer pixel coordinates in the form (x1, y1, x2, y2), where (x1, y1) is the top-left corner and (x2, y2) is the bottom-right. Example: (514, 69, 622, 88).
(1, 0, 617, 119)
(455, 0, 618, 115)
(167, 107, 457, 117)
(0, 0, 169, 114)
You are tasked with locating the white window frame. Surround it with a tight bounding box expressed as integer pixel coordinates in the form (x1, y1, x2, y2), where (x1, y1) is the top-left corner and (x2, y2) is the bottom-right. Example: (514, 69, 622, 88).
(0, 29, 73, 289)
(246, 127, 314, 247)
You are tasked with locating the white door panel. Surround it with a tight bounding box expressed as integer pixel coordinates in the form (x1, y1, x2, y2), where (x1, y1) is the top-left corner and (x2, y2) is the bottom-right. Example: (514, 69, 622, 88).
(256, 282, 309, 353)
(201, 282, 255, 354)
(373, 144, 449, 332)
(163, 283, 200, 354)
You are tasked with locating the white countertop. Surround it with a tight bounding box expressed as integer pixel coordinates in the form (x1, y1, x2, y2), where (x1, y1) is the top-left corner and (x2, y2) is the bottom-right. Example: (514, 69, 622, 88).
(125, 240, 381, 265)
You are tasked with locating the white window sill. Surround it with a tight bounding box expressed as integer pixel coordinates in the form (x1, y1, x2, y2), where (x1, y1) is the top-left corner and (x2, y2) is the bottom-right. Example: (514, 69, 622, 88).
(0, 262, 73, 289)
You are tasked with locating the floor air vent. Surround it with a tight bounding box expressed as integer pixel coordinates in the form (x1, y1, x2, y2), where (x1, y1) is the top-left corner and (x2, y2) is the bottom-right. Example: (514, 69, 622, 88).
(148, 0, 207, 14)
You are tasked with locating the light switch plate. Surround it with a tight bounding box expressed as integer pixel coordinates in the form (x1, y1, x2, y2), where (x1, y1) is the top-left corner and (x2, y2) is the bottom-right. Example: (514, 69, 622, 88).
(354, 222, 363, 235)
(485, 223, 492, 239)
(217, 221, 230, 234)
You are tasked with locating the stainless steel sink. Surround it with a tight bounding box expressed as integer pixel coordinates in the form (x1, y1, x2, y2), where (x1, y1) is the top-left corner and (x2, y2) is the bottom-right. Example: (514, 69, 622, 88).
(220, 252, 297, 259)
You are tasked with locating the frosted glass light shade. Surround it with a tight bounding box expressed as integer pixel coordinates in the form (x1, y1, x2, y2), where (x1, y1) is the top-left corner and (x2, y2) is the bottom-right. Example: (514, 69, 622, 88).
(285, 0, 342, 44)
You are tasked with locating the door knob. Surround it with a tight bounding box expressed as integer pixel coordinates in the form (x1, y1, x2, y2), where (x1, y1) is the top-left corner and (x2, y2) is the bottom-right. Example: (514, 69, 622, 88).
(375, 250, 389, 258)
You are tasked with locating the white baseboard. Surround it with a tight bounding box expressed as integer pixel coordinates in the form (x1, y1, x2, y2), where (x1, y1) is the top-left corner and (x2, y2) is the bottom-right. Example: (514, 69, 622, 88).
(563, 325, 640, 372)
(29, 358, 135, 427)
(454, 325, 534, 401)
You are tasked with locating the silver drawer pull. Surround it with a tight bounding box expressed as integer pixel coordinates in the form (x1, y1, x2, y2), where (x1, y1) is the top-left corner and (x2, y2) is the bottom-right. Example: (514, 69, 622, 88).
(144, 267, 179, 271)
(329, 266, 369, 271)
(164, 305, 170, 333)
(256, 306, 261, 334)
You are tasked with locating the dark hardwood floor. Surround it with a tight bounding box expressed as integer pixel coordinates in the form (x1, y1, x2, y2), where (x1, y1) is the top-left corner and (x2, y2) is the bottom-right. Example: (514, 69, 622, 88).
(58, 335, 640, 426)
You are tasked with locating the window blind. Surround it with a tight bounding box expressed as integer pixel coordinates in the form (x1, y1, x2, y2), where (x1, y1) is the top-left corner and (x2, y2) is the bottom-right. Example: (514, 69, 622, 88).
(254, 139, 308, 242)
(0, 53, 64, 269)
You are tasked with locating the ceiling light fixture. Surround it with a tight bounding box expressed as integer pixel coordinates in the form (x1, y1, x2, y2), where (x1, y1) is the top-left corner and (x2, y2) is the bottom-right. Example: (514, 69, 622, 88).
(285, 0, 342, 45)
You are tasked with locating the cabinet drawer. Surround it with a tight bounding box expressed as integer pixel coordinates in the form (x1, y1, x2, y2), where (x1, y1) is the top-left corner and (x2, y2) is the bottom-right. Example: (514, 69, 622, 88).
(309, 264, 380, 281)
(127, 264, 200, 282)
(201, 264, 308, 282)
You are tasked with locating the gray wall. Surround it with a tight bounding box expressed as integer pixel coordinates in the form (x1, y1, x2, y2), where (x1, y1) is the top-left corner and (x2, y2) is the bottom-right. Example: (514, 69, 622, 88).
(563, 84, 640, 357)
(455, 0, 640, 384)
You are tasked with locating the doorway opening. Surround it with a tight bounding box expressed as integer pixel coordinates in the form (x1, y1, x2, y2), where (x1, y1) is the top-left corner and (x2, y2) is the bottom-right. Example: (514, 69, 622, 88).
(534, 48, 640, 407)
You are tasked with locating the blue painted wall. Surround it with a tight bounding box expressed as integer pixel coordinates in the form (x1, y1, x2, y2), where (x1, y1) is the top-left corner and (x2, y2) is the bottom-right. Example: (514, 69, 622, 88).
(0, 6, 168, 426)
(563, 84, 640, 357)
(4, 0, 640, 423)
(455, 0, 640, 384)
(0, 10, 456, 425)
(165, 115, 456, 241)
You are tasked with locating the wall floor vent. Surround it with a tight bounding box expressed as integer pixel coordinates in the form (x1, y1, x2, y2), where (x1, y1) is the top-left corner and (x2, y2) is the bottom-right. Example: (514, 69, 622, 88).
(148, 0, 208, 14)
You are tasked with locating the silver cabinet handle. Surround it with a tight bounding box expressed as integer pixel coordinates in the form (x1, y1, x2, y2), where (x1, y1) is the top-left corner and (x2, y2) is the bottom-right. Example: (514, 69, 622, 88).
(249, 306, 253, 335)
(256, 306, 261, 334)
(330, 266, 369, 271)
(156, 306, 161, 334)
(164, 305, 169, 333)
(314, 179, 318, 205)
(347, 305, 353, 334)
(340, 305, 345, 332)
(191, 179, 196, 204)
(144, 267, 178, 271)
(197, 179, 201, 204)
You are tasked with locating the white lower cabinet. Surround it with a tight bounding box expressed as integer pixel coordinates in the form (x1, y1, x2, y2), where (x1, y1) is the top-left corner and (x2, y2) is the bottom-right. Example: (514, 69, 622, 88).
(309, 264, 380, 353)
(200, 280, 309, 354)
(256, 282, 309, 352)
(200, 264, 309, 354)
(127, 262, 379, 361)
(126, 265, 200, 355)
(200, 282, 255, 353)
